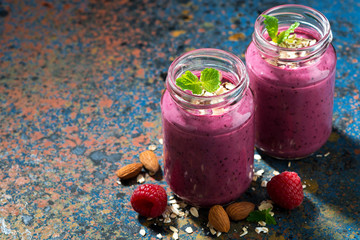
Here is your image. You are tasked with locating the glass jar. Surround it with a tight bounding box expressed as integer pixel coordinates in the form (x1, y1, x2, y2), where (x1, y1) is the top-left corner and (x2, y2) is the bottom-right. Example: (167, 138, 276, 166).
(161, 48, 254, 207)
(245, 4, 337, 159)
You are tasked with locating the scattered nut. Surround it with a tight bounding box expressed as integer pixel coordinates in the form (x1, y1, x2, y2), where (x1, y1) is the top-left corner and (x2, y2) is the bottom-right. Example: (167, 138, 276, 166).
(225, 202, 255, 221)
(208, 205, 230, 233)
(116, 163, 143, 180)
(139, 150, 160, 175)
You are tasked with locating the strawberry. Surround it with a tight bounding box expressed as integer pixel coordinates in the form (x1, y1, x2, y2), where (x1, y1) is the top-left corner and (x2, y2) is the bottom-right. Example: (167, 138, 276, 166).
(266, 171, 304, 210)
(130, 184, 167, 218)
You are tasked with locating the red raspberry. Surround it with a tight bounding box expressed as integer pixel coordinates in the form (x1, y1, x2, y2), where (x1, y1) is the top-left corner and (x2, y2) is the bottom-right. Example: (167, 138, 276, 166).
(130, 184, 167, 218)
(267, 171, 304, 210)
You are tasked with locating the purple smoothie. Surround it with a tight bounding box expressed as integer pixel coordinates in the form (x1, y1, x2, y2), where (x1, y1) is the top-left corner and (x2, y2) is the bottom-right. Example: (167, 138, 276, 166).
(246, 32, 336, 159)
(161, 75, 254, 207)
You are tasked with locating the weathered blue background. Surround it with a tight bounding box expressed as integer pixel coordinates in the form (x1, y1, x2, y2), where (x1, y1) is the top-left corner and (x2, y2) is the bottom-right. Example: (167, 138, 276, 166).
(0, 0, 359, 239)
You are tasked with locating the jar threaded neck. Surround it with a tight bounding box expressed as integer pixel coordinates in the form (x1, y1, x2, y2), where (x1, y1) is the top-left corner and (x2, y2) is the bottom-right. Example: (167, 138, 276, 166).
(166, 48, 248, 110)
(253, 4, 332, 63)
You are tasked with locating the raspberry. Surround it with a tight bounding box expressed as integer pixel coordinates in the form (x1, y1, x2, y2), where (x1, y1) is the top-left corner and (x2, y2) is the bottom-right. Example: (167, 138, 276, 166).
(266, 171, 304, 210)
(130, 184, 167, 218)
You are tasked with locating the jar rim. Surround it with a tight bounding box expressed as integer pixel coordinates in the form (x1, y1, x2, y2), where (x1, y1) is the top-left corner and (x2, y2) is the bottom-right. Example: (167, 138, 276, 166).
(253, 4, 332, 61)
(166, 48, 248, 110)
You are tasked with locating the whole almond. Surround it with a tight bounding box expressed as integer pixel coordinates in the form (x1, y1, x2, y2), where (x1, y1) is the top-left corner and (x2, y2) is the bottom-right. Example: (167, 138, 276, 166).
(208, 205, 230, 233)
(139, 150, 160, 175)
(225, 202, 255, 221)
(116, 163, 143, 180)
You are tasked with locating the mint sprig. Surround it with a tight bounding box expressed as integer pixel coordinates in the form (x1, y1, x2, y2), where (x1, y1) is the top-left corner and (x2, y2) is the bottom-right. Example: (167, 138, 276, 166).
(175, 68, 221, 95)
(262, 14, 300, 45)
(246, 208, 277, 225)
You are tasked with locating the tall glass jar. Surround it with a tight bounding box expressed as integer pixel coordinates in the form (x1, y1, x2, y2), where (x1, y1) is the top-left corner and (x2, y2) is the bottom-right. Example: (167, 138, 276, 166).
(245, 4, 336, 159)
(161, 48, 254, 207)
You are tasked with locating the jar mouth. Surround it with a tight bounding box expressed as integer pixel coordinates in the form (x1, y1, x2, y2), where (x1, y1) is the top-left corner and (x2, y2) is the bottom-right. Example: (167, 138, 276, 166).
(253, 4, 332, 62)
(167, 48, 248, 110)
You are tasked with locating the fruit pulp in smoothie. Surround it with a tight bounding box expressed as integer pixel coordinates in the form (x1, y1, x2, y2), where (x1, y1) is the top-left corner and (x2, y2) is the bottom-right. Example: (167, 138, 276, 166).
(246, 32, 336, 159)
(161, 76, 254, 207)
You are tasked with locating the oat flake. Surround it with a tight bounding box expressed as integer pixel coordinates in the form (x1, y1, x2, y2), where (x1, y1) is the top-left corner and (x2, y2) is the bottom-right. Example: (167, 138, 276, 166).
(255, 227, 269, 234)
(254, 154, 262, 160)
(258, 200, 274, 211)
(170, 226, 178, 233)
(185, 227, 193, 234)
(261, 180, 268, 187)
(258, 221, 266, 226)
(190, 207, 199, 217)
(255, 169, 265, 176)
(148, 144, 157, 151)
(137, 174, 145, 184)
(172, 232, 179, 240)
(139, 229, 146, 236)
(239, 227, 248, 237)
(273, 170, 280, 175)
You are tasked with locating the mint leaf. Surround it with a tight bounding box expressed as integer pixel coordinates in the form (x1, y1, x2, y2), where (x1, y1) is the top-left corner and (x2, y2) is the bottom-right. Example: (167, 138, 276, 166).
(262, 15, 278, 40)
(200, 68, 221, 93)
(175, 71, 203, 95)
(262, 15, 300, 45)
(246, 210, 265, 222)
(277, 22, 300, 44)
(175, 68, 221, 95)
(246, 209, 277, 225)
(265, 210, 277, 225)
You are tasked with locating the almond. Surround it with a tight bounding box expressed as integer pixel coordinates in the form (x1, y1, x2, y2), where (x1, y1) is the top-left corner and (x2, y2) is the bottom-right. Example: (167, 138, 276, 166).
(139, 150, 160, 175)
(208, 205, 230, 233)
(116, 163, 143, 180)
(225, 202, 255, 221)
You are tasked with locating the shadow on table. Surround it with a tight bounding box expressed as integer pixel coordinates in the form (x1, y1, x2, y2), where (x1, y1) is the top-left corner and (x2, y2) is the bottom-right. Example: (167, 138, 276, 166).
(137, 128, 360, 239)
(259, 127, 360, 239)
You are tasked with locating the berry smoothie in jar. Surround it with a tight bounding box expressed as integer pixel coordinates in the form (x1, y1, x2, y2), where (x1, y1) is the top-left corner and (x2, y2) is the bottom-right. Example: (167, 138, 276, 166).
(161, 48, 254, 207)
(245, 4, 336, 159)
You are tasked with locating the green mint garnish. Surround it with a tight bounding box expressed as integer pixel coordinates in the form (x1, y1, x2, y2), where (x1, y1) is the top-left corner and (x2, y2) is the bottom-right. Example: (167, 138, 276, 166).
(175, 68, 221, 95)
(175, 71, 203, 95)
(246, 208, 277, 225)
(262, 15, 278, 41)
(262, 14, 300, 45)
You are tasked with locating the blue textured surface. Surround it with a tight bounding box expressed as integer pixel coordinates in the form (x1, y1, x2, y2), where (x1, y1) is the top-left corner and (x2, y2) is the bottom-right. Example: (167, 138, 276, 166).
(0, 0, 359, 239)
